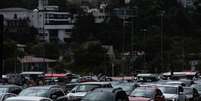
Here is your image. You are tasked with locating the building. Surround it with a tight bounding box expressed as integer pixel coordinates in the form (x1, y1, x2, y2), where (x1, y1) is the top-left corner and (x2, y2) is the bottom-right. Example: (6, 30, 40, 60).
(19, 56, 57, 73)
(32, 0, 75, 43)
(0, 0, 75, 43)
(0, 8, 35, 43)
(177, 0, 194, 8)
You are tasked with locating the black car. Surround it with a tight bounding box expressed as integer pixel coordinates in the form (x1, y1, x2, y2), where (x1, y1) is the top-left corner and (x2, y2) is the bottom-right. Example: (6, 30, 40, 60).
(19, 85, 65, 100)
(0, 85, 22, 95)
(81, 88, 129, 101)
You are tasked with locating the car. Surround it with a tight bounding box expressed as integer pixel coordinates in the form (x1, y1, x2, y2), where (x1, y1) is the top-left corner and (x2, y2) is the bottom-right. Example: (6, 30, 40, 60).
(5, 96, 53, 101)
(0, 93, 16, 101)
(183, 87, 200, 101)
(157, 85, 186, 101)
(194, 80, 201, 84)
(19, 85, 65, 100)
(191, 84, 201, 96)
(129, 86, 165, 101)
(67, 82, 112, 101)
(165, 81, 186, 86)
(82, 88, 129, 101)
(113, 83, 139, 95)
(0, 85, 22, 95)
(64, 83, 79, 94)
(179, 79, 193, 87)
(137, 74, 160, 83)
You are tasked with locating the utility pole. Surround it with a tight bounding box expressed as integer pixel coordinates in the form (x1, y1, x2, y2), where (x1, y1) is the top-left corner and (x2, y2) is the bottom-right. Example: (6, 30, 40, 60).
(0, 15, 3, 77)
(160, 10, 165, 70)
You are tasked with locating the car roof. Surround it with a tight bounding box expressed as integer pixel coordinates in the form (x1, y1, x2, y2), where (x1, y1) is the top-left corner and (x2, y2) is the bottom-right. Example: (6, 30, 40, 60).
(0, 85, 20, 88)
(6, 96, 52, 101)
(137, 74, 158, 77)
(80, 82, 111, 85)
(157, 84, 181, 87)
(26, 85, 60, 89)
(166, 81, 183, 83)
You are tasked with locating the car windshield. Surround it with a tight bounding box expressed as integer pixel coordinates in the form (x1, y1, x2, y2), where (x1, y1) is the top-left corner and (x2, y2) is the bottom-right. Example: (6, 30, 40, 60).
(19, 88, 48, 97)
(74, 84, 101, 92)
(191, 84, 201, 91)
(0, 87, 8, 93)
(158, 86, 177, 94)
(82, 92, 114, 101)
(184, 88, 192, 95)
(114, 84, 132, 91)
(130, 88, 155, 98)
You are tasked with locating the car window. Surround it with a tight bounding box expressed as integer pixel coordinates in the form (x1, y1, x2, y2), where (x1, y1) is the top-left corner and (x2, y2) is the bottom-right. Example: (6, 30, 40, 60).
(130, 88, 155, 98)
(158, 87, 177, 94)
(0, 88, 8, 93)
(82, 92, 114, 101)
(75, 84, 101, 92)
(19, 88, 49, 97)
(11, 87, 22, 94)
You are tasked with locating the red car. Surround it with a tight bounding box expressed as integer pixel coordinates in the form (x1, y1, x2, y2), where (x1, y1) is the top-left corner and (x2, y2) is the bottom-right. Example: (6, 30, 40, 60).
(129, 86, 165, 101)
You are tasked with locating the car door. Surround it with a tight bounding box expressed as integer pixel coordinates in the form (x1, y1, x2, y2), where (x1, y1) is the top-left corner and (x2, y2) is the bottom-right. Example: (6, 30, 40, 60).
(2, 94, 16, 101)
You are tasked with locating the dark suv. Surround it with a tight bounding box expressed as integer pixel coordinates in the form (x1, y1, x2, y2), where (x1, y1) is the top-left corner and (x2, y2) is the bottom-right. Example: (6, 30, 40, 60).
(19, 85, 65, 100)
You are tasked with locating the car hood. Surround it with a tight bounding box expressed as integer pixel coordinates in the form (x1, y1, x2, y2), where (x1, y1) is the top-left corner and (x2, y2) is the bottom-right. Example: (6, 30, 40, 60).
(129, 96, 151, 101)
(163, 94, 177, 99)
(68, 92, 87, 97)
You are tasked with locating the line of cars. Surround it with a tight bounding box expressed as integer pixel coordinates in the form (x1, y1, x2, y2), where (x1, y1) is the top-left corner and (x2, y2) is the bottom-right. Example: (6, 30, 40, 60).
(0, 72, 201, 101)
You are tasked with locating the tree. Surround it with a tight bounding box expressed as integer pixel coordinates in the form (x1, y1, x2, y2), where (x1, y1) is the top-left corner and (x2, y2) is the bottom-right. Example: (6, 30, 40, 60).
(71, 41, 110, 74)
(72, 13, 97, 43)
(29, 43, 62, 59)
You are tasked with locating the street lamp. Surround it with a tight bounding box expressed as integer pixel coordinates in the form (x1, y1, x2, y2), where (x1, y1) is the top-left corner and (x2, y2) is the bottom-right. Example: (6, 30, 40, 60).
(160, 10, 165, 69)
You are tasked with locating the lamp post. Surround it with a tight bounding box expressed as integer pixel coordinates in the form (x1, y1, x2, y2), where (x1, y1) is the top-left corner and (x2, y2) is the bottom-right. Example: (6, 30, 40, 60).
(160, 10, 165, 69)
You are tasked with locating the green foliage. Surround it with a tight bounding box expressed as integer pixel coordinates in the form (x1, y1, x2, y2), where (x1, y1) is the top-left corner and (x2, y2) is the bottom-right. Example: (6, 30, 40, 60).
(71, 41, 109, 74)
(29, 43, 62, 59)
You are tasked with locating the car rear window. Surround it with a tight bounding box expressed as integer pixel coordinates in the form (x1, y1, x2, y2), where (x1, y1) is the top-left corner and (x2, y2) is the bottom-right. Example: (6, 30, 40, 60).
(158, 86, 177, 94)
(82, 92, 114, 101)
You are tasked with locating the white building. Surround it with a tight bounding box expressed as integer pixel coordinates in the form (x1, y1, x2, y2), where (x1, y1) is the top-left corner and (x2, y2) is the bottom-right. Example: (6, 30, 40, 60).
(32, 0, 75, 43)
(0, 0, 75, 43)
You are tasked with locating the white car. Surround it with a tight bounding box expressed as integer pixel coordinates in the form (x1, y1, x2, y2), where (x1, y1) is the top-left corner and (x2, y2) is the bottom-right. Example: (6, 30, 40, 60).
(0, 93, 16, 101)
(158, 85, 186, 101)
(5, 96, 53, 101)
(67, 82, 112, 100)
